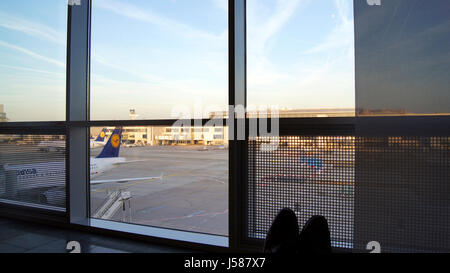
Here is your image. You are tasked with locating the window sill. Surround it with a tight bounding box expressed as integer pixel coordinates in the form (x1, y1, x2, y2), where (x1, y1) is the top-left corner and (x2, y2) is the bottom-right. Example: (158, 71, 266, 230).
(86, 218, 229, 248)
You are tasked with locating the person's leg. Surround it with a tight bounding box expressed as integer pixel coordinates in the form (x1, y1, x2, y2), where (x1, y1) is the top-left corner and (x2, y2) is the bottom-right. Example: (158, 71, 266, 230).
(264, 208, 300, 254)
(298, 215, 332, 254)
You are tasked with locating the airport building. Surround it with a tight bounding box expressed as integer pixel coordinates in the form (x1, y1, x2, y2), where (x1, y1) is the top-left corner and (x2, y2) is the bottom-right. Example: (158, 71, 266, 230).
(93, 110, 229, 147)
(100, 126, 228, 147)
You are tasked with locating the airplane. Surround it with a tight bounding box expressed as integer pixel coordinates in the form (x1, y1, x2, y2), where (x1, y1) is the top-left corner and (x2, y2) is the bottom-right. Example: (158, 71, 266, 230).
(37, 140, 65, 153)
(89, 128, 161, 184)
(90, 128, 108, 148)
(36, 128, 108, 152)
(1, 127, 162, 206)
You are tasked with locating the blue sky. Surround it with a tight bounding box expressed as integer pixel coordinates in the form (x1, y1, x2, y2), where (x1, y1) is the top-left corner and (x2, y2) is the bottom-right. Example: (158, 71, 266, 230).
(0, 0, 355, 121)
(0, 0, 67, 121)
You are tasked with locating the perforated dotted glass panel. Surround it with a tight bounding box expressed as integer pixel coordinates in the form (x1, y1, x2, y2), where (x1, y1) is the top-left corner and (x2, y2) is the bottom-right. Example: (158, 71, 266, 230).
(354, 136, 450, 253)
(248, 136, 355, 249)
(248, 135, 450, 252)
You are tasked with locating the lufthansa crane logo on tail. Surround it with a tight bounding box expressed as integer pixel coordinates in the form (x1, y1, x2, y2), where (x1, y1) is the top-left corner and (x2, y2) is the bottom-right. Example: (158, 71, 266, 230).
(100, 131, 105, 138)
(111, 134, 120, 148)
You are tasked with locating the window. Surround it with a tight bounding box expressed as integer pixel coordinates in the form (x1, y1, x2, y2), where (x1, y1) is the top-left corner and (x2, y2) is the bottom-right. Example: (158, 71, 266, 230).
(90, 126, 229, 236)
(245, 0, 356, 249)
(90, 0, 228, 120)
(0, 1, 67, 122)
(1, 0, 449, 253)
(88, 1, 229, 237)
(246, 0, 355, 118)
(353, 0, 450, 252)
(245, 0, 450, 253)
(0, 134, 66, 210)
(355, 0, 450, 116)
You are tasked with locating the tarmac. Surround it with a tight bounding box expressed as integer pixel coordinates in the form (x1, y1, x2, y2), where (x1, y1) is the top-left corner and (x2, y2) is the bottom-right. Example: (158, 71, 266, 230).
(90, 145, 229, 236)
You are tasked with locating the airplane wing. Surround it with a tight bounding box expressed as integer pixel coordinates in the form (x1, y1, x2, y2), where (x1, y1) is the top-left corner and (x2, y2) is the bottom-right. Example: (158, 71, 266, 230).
(91, 175, 162, 184)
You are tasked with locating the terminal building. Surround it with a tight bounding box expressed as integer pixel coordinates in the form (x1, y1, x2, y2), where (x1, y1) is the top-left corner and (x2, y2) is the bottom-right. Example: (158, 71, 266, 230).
(90, 110, 229, 147)
(98, 108, 355, 147)
(99, 126, 228, 147)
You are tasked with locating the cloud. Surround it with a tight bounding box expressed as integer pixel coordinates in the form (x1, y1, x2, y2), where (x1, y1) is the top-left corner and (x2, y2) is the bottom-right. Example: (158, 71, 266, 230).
(211, 0, 228, 12)
(305, 0, 354, 54)
(0, 64, 65, 77)
(94, 0, 226, 42)
(248, 0, 306, 56)
(247, 0, 307, 89)
(0, 11, 65, 45)
(247, 0, 355, 109)
(92, 54, 163, 84)
(0, 40, 65, 68)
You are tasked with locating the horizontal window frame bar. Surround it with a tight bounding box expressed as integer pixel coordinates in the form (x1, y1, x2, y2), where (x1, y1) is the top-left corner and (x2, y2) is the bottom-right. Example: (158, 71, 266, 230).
(0, 122, 67, 135)
(72, 119, 228, 127)
(2, 116, 450, 136)
(277, 117, 355, 136)
(356, 115, 450, 137)
(0, 199, 66, 213)
(88, 218, 229, 249)
(0, 199, 67, 224)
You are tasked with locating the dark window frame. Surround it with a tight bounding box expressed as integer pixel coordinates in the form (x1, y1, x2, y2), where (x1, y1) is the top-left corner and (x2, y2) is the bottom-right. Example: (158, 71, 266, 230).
(2, 0, 450, 253)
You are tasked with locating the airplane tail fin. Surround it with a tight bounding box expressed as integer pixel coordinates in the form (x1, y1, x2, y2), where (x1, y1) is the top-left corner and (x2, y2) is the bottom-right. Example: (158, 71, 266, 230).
(94, 128, 108, 142)
(96, 127, 122, 158)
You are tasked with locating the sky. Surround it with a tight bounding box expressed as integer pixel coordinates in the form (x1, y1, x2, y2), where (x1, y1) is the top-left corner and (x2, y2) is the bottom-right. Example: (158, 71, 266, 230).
(0, 0, 355, 121)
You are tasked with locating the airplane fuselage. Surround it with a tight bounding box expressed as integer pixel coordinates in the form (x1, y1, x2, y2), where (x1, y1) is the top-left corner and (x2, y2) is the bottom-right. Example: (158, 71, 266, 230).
(90, 157, 126, 178)
(2, 157, 126, 190)
(90, 140, 106, 149)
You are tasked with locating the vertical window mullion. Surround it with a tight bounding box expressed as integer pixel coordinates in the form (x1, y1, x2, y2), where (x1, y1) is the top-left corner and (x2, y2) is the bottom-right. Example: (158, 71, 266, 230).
(229, 0, 247, 250)
(67, 0, 91, 225)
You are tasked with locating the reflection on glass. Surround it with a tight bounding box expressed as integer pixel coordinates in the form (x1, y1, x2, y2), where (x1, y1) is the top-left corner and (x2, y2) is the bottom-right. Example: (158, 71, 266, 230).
(355, 0, 450, 116)
(89, 126, 228, 236)
(0, 134, 66, 209)
(247, 0, 355, 118)
(90, 0, 228, 120)
(0, 1, 67, 122)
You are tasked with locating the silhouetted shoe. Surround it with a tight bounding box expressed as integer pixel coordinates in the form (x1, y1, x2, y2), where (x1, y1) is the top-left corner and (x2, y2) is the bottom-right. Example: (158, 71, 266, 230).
(264, 208, 300, 254)
(298, 215, 332, 254)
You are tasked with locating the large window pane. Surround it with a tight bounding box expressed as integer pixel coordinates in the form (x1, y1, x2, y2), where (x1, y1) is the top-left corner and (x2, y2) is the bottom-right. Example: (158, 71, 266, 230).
(90, 0, 228, 120)
(354, 0, 450, 253)
(355, 0, 450, 116)
(248, 135, 354, 248)
(247, 0, 355, 118)
(0, 1, 67, 122)
(0, 134, 66, 210)
(89, 126, 228, 236)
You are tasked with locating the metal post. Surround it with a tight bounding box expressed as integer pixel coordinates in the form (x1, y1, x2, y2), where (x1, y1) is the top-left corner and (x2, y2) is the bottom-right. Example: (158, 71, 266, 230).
(67, 0, 91, 225)
(229, 0, 247, 251)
